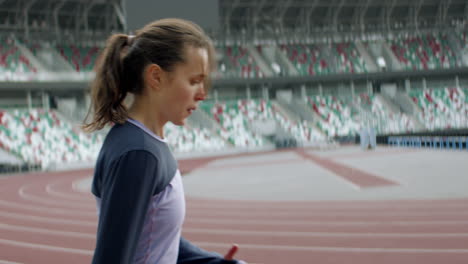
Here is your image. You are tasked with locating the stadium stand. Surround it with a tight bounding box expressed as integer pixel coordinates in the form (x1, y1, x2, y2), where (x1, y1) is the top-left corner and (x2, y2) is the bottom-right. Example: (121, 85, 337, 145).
(280, 44, 333, 76)
(201, 100, 267, 147)
(164, 122, 227, 153)
(354, 93, 416, 134)
(390, 33, 459, 70)
(331, 42, 369, 74)
(0, 108, 102, 169)
(201, 99, 326, 147)
(307, 95, 359, 137)
(56, 45, 101, 72)
(218, 45, 264, 78)
(409, 87, 468, 130)
(0, 36, 37, 79)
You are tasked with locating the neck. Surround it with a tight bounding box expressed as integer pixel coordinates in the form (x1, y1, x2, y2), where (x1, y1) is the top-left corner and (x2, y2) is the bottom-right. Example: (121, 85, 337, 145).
(128, 96, 166, 138)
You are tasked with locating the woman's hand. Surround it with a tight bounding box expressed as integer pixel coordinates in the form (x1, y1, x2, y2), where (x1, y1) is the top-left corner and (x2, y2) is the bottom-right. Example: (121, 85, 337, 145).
(224, 244, 238, 260)
(224, 244, 248, 264)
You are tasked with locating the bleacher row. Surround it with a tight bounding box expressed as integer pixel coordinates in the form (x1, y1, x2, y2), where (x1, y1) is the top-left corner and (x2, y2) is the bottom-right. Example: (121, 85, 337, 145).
(0, 109, 102, 168)
(1, 32, 466, 78)
(1, 87, 467, 168)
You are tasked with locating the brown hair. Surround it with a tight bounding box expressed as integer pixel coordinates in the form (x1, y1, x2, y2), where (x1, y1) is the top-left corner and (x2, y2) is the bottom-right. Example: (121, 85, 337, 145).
(83, 18, 216, 132)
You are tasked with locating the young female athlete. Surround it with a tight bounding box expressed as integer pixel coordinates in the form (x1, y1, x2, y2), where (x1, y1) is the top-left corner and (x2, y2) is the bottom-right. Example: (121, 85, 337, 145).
(84, 18, 246, 264)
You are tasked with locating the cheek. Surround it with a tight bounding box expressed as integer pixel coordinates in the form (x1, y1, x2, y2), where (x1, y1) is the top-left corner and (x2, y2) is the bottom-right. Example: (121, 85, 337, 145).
(174, 84, 194, 102)
(167, 84, 192, 111)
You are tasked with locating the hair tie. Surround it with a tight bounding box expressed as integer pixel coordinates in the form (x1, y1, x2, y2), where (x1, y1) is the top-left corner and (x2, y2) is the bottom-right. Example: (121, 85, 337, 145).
(127, 35, 135, 46)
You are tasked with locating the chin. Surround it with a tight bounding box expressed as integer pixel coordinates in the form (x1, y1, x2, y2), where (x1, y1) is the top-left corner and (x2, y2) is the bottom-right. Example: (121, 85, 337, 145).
(171, 119, 186, 126)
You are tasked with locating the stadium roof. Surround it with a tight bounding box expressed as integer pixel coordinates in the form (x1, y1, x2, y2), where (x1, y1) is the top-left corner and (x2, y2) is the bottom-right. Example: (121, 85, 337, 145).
(0, 0, 466, 42)
(220, 0, 468, 39)
(0, 0, 124, 42)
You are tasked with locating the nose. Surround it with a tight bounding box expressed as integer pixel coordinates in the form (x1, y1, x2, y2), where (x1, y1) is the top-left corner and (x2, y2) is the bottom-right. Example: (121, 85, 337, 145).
(195, 86, 206, 101)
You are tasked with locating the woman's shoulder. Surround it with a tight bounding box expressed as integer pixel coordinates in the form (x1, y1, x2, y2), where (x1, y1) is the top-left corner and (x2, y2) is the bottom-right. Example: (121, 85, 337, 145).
(101, 121, 171, 161)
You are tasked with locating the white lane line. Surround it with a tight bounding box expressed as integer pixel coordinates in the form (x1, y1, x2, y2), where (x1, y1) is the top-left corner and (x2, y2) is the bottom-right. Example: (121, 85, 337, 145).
(0, 260, 24, 264)
(186, 218, 468, 226)
(2, 238, 467, 256)
(0, 223, 94, 238)
(46, 180, 92, 201)
(0, 199, 96, 216)
(2, 222, 468, 239)
(187, 210, 468, 217)
(0, 238, 93, 255)
(0, 211, 96, 226)
(1, 208, 468, 228)
(184, 228, 468, 238)
(18, 184, 92, 209)
(195, 241, 468, 253)
(185, 201, 468, 211)
(72, 177, 93, 193)
(5, 207, 467, 227)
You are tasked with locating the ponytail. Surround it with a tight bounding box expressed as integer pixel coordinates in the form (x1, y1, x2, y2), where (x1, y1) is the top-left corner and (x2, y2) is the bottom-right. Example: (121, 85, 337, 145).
(83, 34, 130, 132)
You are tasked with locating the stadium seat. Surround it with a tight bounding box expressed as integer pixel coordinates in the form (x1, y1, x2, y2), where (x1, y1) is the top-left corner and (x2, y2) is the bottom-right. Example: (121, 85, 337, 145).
(219, 46, 264, 78)
(164, 122, 226, 153)
(390, 34, 458, 70)
(280, 44, 332, 76)
(307, 95, 359, 137)
(56, 45, 101, 72)
(201, 99, 324, 147)
(201, 100, 266, 147)
(0, 37, 37, 78)
(331, 42, 368, 74)
(0, 108, 103, 168)
(409, 87, 468, 130)
(354, 93, 415, 134)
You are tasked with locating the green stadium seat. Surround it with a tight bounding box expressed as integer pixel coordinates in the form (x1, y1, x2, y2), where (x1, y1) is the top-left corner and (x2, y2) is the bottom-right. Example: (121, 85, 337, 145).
(57, 45, 101, 72)
(307, 95, 359, 137)
(410, 87, 468, 130)
(390, 34, 458, 70)
(280, 44, 332, 76)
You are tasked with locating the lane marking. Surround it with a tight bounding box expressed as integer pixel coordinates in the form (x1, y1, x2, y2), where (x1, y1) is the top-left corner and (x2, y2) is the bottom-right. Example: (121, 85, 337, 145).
(0, 223, 94, 238)
(0, 199, 96, 216)
(0, 211, 96, 226)
(1, 209, 468, 227)
(186, 210, 468, 217)
(46, 181, 91, 201)
(2, 222, 468, 239)
(195, 241, 468, 253)
(18, 184, 92, 209)
(185, 201, 468, 211)
(186, 218, 468, 226)
(0, 238, 93, 255)
(72, 177, 93, 193)
(184, 228, 468, 238)
(295, 149, 399, 188)
(0, 260, 24, 264)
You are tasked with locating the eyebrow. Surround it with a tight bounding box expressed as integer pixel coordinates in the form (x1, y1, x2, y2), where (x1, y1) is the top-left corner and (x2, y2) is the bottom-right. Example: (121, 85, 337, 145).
(191, 73, 206, 79)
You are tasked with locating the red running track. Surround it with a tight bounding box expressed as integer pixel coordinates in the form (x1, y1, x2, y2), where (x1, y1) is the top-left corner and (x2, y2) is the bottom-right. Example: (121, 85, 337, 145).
(0, 169, 468, 264)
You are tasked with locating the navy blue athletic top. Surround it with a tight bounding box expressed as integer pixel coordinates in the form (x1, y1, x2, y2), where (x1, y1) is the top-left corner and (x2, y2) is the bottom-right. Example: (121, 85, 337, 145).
(91, 120, 243, 264)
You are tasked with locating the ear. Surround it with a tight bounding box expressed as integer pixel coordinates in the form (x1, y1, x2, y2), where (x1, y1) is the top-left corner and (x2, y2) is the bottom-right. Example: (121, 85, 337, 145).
(144, 63, 164, 91)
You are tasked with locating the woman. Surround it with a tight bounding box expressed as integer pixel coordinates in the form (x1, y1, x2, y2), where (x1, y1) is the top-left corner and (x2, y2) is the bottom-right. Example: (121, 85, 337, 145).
(84, 18, 246, 264)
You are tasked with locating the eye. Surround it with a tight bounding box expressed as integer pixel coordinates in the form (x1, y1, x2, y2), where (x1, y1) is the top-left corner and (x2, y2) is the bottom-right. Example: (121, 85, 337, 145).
(190, 78, 203, 85)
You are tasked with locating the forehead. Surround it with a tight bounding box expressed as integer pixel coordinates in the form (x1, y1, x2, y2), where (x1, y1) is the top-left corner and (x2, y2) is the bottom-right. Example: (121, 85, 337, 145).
(176, 46, 209, 76)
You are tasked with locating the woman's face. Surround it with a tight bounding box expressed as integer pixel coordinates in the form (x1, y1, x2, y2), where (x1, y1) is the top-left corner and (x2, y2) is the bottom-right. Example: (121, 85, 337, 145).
(158, 46, 209, 126)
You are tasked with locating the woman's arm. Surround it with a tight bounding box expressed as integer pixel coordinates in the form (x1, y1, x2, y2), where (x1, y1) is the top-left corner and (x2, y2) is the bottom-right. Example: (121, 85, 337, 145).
(177, 236, 246, 264)
(92, 150, 159, 264)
